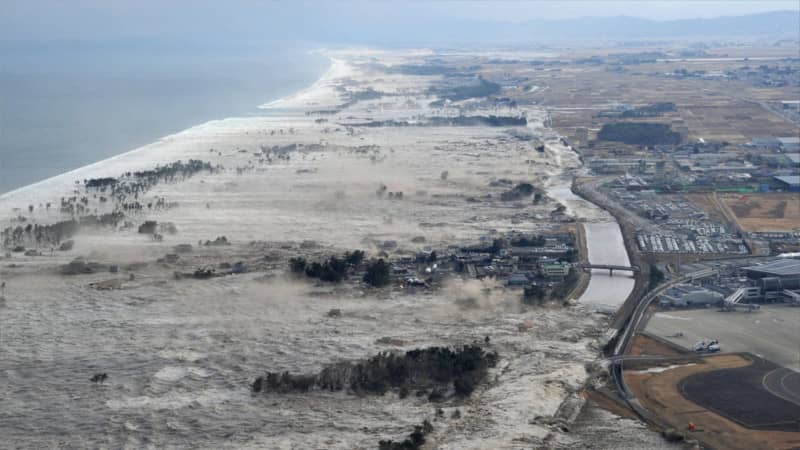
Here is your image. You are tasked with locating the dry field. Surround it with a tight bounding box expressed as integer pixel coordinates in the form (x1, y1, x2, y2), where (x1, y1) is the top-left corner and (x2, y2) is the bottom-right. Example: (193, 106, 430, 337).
(507, 56, 799, 144)
(627, 332, 687, 357)
(722, 192, 800, 232)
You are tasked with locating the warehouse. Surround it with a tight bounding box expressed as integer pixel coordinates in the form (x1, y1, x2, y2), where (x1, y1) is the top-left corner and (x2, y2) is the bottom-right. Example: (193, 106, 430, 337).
(774, 175, 800, 192)
(658, 283, 723, 307)
(778, 136, 800, 152)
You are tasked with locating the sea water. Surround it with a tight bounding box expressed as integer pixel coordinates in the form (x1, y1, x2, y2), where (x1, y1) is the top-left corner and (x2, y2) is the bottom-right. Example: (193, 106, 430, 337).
(0, 40, 328, 194)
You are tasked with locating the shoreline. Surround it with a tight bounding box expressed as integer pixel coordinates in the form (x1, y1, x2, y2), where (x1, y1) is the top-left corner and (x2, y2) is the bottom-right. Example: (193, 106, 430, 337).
(0, 53, 334, 201)
(258, 55, 339, 109)
(0, 49, 666, 449)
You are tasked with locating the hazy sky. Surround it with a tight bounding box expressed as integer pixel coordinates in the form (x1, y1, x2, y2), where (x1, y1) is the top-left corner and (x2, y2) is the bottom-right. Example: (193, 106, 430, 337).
(1, 1, 797, 43)
(415, 1, 797, 21)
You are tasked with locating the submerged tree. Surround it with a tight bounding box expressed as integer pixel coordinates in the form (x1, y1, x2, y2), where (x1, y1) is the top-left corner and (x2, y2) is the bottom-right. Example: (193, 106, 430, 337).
(648, 264, 665, 292)
(344, 250, 365, 267)
(289, 257, 307, 274)
(363, 258, 391, 287)
(522, 284, 546, 305)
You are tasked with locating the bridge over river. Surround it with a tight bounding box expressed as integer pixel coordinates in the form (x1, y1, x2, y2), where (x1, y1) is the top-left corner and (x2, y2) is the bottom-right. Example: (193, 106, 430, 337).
(575, 263, 640, 276)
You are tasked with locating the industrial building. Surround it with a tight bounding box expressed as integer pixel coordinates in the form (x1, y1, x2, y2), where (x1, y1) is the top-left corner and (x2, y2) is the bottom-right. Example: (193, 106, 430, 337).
(750, 136, 782, 150)
(743, 259, 800, 279)
(773, 175, 800, 192)
(659, 283, 723, 308)
(778, 136, 800, 152)
(740, 259, 800, 303)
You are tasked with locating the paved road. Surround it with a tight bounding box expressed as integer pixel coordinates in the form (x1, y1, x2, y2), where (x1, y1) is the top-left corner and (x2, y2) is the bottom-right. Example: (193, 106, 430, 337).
(610, 269, 716, 404)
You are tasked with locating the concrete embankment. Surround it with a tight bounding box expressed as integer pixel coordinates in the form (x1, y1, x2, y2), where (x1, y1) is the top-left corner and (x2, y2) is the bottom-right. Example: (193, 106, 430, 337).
(566, 223, 591, 302)
(572, 177, 650, 331)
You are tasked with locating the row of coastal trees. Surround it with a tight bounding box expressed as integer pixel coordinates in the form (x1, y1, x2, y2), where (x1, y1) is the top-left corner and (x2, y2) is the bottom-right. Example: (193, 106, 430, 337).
(2, 160, 218, 251)
(1, 212, 125, 250)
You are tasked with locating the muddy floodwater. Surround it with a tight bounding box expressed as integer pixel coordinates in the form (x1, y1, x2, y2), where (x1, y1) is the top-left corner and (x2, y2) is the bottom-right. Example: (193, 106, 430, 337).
(1, 49, 661, 449)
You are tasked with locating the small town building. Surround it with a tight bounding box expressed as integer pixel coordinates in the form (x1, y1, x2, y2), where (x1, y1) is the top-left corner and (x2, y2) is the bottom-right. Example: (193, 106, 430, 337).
(541, 262, 570, 278)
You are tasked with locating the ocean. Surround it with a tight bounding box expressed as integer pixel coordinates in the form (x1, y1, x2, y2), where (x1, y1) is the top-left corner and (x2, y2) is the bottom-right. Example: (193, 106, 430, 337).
(0, 41, 329, 194)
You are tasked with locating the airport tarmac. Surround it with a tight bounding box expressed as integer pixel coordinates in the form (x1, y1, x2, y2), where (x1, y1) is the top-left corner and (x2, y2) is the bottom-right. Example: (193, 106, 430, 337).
(646, 305, 800, 371)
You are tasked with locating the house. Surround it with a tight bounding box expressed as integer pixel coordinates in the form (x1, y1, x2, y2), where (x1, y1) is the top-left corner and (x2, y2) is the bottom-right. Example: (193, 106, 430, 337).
(506, 272, 531, 286)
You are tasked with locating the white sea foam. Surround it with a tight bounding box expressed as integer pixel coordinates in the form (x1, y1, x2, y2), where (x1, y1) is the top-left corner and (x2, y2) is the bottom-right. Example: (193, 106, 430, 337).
(0, 56, 339, 209)
(0, 48, 655, 449)
(157, 349, 207, 362)
(153, 366, 212, 382)
(259, 57, 349, 109)
(107, 389, 239, 410)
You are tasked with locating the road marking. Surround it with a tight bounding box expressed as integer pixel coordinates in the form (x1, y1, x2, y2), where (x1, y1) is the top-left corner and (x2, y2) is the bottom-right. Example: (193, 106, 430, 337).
(762, 368, 800, 407)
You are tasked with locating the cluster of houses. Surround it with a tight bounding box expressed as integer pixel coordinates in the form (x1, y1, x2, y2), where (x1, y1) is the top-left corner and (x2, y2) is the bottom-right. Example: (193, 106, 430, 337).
(389, 231, 578, 290)
(661, 64, 800, 88)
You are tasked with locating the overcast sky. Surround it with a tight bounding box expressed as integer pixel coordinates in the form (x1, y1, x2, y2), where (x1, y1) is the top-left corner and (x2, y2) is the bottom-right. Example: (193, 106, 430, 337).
(412, 1, 797, 21)
(1, 1, 797, 43)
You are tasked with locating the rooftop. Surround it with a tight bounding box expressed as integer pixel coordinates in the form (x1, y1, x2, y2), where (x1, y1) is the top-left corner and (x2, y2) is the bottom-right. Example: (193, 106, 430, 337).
(752, 137, 780, 145)
(743, 259, 800, 277)
(774, 175, 800, 186)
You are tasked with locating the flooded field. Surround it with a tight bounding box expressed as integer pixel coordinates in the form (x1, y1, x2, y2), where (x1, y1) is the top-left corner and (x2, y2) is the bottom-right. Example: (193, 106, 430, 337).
(1, 49, 651, 448)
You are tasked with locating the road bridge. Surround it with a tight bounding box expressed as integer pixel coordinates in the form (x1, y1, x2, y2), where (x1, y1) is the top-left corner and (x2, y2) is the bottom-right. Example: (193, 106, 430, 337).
(575, 263, 640, 276)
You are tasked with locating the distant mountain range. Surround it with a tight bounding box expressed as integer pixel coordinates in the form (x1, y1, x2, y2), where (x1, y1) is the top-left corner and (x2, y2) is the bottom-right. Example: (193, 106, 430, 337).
(3, 7, 798, 48)
(349, 10, 800, 45)
(506, 10, 800, 40)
